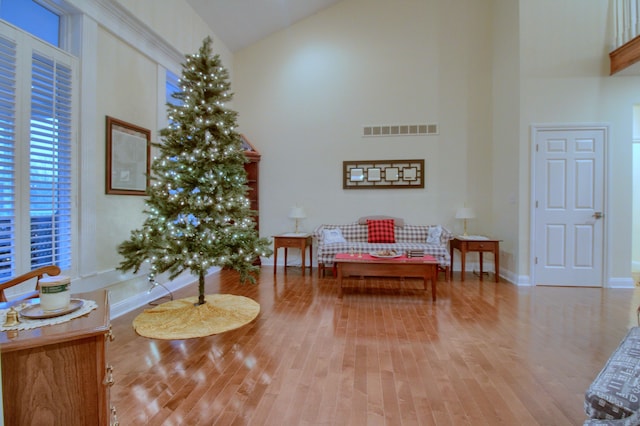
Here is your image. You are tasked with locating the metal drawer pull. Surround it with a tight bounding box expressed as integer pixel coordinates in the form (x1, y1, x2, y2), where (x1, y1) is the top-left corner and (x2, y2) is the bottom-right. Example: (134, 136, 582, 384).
(106, 325, 115, 342)
(104, 365, 114, 386)
(111, 406, 119, 426)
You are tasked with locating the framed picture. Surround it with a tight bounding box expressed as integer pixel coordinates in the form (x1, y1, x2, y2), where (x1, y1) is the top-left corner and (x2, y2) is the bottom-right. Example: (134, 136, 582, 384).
(403, 167, 417, 181)
(367, 168, 381, 181)
(106, 116, 151, 195)
(385, 167, 399, 181)
(350, 168, 364, 182)
(343, 159, 424, 189)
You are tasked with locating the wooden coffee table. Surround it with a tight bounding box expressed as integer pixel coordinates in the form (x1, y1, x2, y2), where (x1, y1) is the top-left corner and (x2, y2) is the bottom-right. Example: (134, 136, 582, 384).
(335, 253, 439, 300)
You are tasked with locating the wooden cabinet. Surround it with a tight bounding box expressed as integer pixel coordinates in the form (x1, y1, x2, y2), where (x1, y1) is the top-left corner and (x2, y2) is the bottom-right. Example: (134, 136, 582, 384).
(241, 134, 260, 229)
(449, 237, 501, 283)
(241, 135, 261, 266)
(272, 234, 313, 275)
(0, 290, 114, 425)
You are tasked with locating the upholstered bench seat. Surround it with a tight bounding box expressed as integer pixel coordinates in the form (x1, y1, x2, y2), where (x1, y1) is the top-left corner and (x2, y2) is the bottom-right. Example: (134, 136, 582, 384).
(584, 327, 640, 424)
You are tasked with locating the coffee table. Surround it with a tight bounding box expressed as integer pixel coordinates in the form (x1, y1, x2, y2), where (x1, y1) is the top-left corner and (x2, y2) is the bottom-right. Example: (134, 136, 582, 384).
(334, 253, 439, 300)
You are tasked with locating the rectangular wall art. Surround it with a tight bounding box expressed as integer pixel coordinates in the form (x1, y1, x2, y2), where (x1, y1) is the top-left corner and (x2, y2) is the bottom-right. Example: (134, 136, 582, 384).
(342, 159, 424, 189)
(106, 116, 151, 195)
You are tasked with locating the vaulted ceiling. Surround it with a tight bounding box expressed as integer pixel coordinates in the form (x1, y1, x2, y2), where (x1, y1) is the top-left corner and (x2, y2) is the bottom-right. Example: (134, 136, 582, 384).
(185, 0, 342, 52)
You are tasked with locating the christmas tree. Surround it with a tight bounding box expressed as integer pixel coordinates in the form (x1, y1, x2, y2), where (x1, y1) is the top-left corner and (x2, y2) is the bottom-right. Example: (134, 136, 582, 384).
(117, 37, 272, 306)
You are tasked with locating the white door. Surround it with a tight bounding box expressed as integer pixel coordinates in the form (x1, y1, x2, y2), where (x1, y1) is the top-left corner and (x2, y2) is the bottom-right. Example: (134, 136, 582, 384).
(533, 126, 606, 286)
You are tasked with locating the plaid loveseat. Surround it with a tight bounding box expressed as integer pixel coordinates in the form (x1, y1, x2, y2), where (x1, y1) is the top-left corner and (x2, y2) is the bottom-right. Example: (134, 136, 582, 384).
(313, 222, 453, 278)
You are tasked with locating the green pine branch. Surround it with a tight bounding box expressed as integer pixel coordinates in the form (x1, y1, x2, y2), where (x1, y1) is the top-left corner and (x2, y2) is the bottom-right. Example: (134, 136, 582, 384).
(117, 37, 272, 302)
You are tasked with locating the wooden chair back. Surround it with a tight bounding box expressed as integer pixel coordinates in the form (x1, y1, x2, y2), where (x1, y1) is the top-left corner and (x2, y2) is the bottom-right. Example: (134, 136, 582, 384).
(0, 265, 62, 303)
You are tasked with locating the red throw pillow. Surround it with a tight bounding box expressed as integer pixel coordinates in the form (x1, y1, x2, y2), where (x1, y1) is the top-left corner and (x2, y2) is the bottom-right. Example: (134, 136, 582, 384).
(367, 219, 395, 243)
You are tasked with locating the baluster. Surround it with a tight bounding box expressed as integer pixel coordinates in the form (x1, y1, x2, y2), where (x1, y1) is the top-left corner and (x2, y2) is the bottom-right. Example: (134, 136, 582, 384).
(615, 0, 624, 48)
(636, 0, 640, 36)
(631, 0, 638, 41)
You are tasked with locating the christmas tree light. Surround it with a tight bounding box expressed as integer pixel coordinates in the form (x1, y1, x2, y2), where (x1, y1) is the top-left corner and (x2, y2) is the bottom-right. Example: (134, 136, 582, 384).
(117, 37, 272, 306)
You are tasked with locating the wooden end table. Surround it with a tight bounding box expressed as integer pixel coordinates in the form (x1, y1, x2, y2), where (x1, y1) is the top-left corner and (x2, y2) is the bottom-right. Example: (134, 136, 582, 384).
(273, 233, 313, 275)
(335, 253, 439, 300)
(449, 236, 500, 282)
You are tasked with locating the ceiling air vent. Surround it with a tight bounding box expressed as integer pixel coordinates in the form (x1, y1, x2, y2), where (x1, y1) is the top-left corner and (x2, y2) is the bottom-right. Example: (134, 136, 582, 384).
(362, 123, 439, 137)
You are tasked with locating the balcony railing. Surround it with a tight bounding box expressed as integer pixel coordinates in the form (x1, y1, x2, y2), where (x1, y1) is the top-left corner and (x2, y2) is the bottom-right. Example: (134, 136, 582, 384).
(610, 0, 640, 74)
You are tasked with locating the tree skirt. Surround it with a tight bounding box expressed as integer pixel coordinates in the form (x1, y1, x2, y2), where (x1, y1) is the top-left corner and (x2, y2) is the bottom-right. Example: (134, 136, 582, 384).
(132, 294, 260, 340)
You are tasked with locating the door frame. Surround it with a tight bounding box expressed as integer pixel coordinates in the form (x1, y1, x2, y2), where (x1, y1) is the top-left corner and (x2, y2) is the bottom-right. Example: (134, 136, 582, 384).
(529, 123, 610, 287)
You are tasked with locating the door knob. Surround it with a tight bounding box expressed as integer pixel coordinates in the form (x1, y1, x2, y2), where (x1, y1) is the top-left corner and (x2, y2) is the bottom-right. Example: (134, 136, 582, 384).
(593, 212, 603, 219)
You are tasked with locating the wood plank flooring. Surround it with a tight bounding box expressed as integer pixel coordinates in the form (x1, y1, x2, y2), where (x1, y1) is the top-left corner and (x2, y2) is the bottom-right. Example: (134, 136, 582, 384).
(109, 267, 640, 425)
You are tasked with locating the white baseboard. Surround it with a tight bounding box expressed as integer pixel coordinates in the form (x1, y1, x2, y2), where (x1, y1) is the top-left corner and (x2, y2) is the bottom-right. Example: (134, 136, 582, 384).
(497, 269, 530, 286)
(608, 277, 636, 289)
(109, 268, 221, 319)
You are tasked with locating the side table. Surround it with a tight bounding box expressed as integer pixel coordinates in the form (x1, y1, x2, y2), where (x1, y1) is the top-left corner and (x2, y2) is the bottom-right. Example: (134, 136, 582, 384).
(449, 237, 500, 282)
(273, 233, 313, 275)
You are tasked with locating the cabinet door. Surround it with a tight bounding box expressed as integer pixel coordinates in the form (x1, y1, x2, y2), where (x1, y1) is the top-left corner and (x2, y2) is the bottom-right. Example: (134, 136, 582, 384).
(244, 160, 259, 213)
(3, 335, 106, 425)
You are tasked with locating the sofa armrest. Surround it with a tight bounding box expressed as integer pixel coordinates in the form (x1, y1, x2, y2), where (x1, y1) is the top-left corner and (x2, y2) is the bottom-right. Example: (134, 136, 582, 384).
(312, 224, 326, 241)
(439, 226, 454, 245)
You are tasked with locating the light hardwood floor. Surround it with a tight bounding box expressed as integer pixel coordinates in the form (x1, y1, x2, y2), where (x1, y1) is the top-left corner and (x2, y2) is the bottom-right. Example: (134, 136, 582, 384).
(109, 267, 640, 425)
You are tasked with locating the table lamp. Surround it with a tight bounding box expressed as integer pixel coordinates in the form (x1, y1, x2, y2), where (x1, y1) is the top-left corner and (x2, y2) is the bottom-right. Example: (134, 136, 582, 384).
(289, 206, 306, 234)
(455, 207, 475, 236)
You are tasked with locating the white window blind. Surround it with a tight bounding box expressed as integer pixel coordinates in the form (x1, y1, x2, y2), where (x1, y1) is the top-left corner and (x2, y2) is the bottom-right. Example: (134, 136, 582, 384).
(30, 51, 72, 270)
(0, 36, 17, 279)
(0, 23, 77, 280)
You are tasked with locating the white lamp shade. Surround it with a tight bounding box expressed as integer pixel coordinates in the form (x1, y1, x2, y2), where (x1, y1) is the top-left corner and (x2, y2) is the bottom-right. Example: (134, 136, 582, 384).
(289, 206, 306, 219)
(455, 207, 475, 220)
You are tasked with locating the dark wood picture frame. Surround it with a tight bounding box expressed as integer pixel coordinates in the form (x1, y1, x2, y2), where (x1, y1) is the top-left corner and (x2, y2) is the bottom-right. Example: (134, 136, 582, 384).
(343, 159, 425, 189)
(106, 116, 151, 195)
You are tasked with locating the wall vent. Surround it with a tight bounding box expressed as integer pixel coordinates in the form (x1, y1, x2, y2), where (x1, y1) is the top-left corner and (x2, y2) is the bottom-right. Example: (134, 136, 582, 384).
(362, 123, 438, 137)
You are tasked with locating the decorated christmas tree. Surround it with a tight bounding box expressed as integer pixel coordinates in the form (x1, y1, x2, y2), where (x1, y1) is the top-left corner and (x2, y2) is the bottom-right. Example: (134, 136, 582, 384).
(117, 37, 272, 306)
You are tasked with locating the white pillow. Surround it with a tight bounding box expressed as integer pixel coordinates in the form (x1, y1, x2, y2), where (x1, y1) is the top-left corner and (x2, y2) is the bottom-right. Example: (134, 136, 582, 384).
(426, 225, 442, 244)
(323, 228, 347, 244)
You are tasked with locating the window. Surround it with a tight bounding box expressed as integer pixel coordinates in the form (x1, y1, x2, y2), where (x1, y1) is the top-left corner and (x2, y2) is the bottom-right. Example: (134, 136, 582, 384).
(166, 70, 180, 106)
(29, 52, 73, 270)
(0, 7, 76, 279)
(0, 0, 60, 47)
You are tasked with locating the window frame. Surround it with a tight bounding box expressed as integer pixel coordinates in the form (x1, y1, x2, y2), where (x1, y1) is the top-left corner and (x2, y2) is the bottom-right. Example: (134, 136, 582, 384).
(0, 13, 78, 283)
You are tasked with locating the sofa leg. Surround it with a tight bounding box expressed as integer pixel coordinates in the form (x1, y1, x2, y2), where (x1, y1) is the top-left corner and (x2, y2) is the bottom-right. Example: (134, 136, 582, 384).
(436, 266, 449, 282)
(318, 263, 335, 278)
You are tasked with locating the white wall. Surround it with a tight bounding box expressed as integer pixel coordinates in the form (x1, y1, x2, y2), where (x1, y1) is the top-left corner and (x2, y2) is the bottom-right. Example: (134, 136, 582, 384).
(633, 105, 640, 272)
(491, 0, 520, 280)
(634, 141, 640, 272)
(39, 0, 635, 295)
(53, 0, 232, 310)
(519, 0, 637, 285)
(114, 0, 233, 71)
(233, 0, 495, 264)
(233, 0, 637, 285)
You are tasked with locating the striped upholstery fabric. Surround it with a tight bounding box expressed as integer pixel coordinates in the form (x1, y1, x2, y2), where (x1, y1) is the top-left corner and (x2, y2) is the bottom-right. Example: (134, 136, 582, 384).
(585, 327, 640, 422)
(313, 222, 453, 269)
